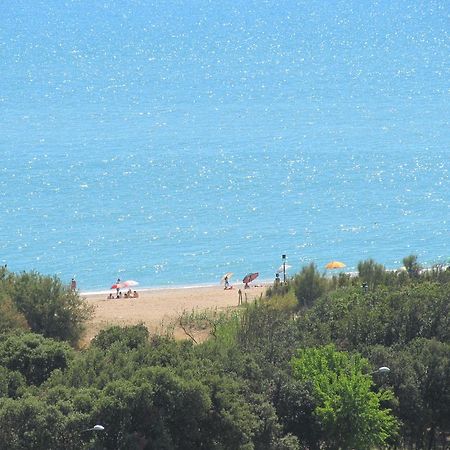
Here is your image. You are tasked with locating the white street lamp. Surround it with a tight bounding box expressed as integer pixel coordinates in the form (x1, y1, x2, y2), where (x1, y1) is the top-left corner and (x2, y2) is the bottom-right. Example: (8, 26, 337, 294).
(371, 366, 390, 375)
(82, 424, 105, 432)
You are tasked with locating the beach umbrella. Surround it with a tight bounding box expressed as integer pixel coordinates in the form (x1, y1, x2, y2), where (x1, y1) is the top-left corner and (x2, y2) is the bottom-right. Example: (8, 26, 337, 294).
(220, 272, 233, 284)
(325, 261, 346, 270)
(110, 283, 124, 290)
(242, 272, 259, 284)
(123, 280, 139, 287)
(277, 264, 292, 274)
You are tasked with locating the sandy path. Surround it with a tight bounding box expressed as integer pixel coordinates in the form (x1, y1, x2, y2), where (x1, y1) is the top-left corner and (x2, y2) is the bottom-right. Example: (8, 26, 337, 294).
(82, 285, 267, 345)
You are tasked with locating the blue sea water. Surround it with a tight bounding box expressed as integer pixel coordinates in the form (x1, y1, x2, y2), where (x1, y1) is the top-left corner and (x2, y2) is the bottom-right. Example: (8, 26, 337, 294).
(0, 1, 449, 291)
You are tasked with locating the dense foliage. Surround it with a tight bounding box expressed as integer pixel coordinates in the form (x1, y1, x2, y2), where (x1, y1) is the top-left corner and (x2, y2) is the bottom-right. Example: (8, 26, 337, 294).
(0, 267, 93, 344)
(0, 259, 448, 449)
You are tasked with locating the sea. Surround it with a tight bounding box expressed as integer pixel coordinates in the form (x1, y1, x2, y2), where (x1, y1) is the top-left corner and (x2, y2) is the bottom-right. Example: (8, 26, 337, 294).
(0, 1, 449, 292)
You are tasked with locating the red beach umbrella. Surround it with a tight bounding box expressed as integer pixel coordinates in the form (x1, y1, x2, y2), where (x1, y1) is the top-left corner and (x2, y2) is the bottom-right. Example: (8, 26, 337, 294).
(110, 283, 124, 290)
(242, 272, 259, 284)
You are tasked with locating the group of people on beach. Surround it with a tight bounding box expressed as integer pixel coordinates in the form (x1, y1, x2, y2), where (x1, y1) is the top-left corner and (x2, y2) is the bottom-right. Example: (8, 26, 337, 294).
(107, 289, 139, 300)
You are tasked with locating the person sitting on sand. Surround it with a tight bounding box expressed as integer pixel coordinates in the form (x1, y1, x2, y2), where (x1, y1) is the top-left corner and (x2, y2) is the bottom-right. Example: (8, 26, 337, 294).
(107, 293, 113, 299)
(133, 290, 139, 298)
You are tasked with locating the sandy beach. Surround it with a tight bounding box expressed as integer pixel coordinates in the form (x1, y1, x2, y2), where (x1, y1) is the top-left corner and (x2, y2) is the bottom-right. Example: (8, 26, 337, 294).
(81, 284, 268, 345)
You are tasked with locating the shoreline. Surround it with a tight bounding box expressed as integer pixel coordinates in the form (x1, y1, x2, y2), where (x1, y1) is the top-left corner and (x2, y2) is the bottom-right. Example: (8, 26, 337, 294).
(78, 264, 449, 296)
(80, 279, 272, 297)
(79, 263, 449, 297)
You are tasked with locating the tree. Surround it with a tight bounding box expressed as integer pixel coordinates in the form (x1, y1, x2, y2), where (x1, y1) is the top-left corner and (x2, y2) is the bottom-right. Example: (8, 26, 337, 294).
(291, 345, 398, 450)
(273, 374, 321, 450)
(0, 396, 66, 450)
(357, 259, 386, 290)
(0, 367, 25, 399)
(0, 332, 73, 385)
(292, 263, 328, 308)
(0, 292, 28, 332)
(236, 296, 299, 367)
(91, 324, 149, 350)
(402, 254, 421, 277)
(6, 271, 94, 345)
(91, 368, 214, 450)
(377, 340, 449, 450)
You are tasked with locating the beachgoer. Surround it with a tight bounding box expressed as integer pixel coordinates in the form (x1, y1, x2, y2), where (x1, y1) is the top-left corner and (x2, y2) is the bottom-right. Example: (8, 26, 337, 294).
(133, 290, 139, 298)
(71, 278, 77, 291)
(244, 281, 249, 289)
(107, 293, 113, 299)
(274, 273, 280, 286)
(116, 278, 121, 295)
(238, 289, 243, 305)
(224, 276, 230, 290)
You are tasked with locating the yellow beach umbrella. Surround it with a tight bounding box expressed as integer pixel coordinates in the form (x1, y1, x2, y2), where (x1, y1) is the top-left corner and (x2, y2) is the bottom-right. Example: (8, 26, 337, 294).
(325, 261, 346, 270)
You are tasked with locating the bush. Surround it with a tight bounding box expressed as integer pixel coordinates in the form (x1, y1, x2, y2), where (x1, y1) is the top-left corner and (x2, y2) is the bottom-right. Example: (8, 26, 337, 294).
(292, 263, 329, 308)
(357, 258, 387, 290)
(5, 271, 93, 345)
(91, 324, 149, 350)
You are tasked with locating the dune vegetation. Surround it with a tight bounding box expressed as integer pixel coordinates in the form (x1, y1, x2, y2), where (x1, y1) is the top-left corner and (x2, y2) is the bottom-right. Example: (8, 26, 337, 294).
(0, 258, 448, 449)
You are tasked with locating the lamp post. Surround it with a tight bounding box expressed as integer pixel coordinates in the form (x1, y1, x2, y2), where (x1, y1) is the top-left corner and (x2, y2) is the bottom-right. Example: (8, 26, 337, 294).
(371, 366, 390, 375)
(82, 424, 105, 432)
(282, 254, 286, 283)
(79, 424, 105, 448)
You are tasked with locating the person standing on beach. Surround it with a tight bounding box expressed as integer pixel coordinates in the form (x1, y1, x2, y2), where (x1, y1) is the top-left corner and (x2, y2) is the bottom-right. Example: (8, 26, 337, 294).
(274, 273, 280, 286)
(238, 288, 243, 305)
(116, 278, 121, 296)
(71, 278, 77, 291)
(224, 276, 230, 290)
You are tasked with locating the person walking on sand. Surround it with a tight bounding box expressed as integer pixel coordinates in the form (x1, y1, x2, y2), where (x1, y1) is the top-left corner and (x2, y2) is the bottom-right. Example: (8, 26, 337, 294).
(70, 278, 77, 291)
(238, 288, 243, 305)
(224, 276, 230, 290)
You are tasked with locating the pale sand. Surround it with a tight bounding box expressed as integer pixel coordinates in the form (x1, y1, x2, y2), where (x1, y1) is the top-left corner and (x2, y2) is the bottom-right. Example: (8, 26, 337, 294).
(81, 284, 268, 345)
